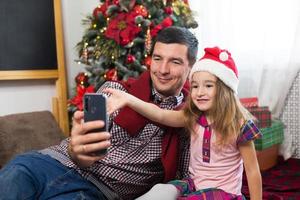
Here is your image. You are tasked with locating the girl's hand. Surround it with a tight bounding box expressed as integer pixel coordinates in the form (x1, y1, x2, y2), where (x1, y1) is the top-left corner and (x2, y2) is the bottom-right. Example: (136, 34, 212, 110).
(104, 88, 131, 114)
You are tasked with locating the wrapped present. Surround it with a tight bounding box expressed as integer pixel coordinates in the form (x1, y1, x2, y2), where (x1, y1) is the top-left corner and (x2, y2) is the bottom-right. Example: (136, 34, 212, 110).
(247, 106, 271, 128)
(256, 144, 279, 171)
(240, 97, 259, 108)
(254, 120, 284, 150)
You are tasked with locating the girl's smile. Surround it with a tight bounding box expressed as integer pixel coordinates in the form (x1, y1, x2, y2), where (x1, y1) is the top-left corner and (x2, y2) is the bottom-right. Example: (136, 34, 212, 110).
(190, 71, 217, 112)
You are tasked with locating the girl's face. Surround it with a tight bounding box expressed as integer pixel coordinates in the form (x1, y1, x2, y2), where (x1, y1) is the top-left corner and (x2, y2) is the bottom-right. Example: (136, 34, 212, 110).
(190, 71, 217, 112)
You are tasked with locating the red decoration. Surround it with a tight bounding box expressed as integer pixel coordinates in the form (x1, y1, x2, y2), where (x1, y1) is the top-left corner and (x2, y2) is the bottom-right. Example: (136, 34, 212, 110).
(133, 5, 148, 17)
(164, 7, 173, 15)
(68, 85, 95, 111)
(75, 72, 89, 86)
(161, 16, 173, 27)
(126, 54, 136, 64)
(150, 17, 173, 37)
(93, 3, 109, 18)
(105, 12, 141, 46)
(143, 56, 152, 69)
(145, 27, 152, 54)
(105, 68, 118, 81)
(113, 0, 119, 5)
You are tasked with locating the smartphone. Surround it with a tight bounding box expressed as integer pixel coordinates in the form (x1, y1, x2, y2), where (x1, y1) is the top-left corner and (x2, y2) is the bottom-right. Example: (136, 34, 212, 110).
(83, 93, 108, 155)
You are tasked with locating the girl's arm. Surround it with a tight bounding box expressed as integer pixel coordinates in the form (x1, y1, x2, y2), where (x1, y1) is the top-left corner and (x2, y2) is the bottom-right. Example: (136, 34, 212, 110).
(105, 88, 185, 127)
(239, 141, 262, 200)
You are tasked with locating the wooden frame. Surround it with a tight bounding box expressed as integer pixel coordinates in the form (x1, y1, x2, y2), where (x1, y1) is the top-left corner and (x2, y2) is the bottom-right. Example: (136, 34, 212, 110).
(0, 0, 69, 135)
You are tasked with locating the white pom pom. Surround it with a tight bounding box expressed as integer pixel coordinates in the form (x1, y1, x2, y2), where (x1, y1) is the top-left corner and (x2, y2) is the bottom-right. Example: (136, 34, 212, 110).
(219, 51, 228, 61)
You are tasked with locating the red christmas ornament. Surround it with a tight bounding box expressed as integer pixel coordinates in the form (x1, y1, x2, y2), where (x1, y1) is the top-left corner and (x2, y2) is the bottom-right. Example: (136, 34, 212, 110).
(133, 5, 148, 17)
(126, 54, 136, 64)
(161, 17, 173, 27)
(113, 0, 119, 5)
(164, 7, 173, 15)
(93, 4, 108, 18)
(105, 68, 118, 81)
(75, 72, 89, 86)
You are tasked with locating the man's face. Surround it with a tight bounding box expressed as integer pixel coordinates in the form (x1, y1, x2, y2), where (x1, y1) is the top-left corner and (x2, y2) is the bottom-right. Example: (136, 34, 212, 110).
(150, 42, 190, 98)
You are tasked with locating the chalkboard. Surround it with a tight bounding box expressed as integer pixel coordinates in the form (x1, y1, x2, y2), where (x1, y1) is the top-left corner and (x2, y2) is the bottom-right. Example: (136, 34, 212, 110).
(0, 0, 69, 135)
(0, 0, 57, 70)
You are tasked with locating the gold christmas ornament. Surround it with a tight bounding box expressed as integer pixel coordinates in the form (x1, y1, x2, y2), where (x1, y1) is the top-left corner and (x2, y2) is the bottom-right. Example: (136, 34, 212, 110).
(145, 27, 152, 55)
(82, 42, 88, 63)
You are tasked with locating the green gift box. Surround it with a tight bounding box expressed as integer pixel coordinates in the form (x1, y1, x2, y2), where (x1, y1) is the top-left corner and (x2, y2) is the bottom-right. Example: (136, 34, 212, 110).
(255, 120, 284, 150)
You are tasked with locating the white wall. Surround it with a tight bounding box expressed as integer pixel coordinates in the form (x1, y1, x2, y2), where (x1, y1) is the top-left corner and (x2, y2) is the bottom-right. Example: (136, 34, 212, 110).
(61, 0, 99, 95)
(0, 0, 98, 116)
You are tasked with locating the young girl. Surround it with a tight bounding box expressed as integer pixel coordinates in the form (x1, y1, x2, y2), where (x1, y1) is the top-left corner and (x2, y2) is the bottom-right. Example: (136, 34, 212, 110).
(105, 47, 262, 200)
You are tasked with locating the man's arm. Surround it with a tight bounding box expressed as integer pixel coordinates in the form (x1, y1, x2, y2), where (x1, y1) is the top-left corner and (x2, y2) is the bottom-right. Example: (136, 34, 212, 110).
(68, 81, 125, 168)
(68, 111, 111, 168)
(105, 88, 185, 127)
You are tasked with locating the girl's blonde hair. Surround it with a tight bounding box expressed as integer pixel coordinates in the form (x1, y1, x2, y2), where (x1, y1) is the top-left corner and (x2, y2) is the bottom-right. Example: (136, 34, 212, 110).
(183, 77, 253, 145)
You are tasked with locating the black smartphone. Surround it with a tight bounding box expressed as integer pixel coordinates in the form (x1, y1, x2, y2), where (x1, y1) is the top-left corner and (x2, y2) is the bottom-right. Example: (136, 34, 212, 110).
(83, 93, 108, 155)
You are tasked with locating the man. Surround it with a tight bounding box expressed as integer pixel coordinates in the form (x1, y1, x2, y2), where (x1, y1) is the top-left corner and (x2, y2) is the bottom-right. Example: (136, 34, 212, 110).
(0, 26, 198, 200)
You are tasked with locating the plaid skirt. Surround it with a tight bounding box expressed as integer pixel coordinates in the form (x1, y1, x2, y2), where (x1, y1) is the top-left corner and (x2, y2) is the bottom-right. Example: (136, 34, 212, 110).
(169, 178, 246, 200)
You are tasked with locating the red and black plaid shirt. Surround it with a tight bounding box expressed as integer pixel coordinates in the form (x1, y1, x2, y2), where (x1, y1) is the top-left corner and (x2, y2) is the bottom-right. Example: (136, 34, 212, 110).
(42, 81, 190, 199)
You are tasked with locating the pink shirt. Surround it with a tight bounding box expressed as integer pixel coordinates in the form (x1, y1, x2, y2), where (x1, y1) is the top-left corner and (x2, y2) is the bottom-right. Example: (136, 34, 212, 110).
(189, 124, 244, 195)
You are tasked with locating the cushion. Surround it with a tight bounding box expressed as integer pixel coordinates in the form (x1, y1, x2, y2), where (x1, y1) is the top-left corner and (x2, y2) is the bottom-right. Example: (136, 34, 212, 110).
(0, 111, 65, 167)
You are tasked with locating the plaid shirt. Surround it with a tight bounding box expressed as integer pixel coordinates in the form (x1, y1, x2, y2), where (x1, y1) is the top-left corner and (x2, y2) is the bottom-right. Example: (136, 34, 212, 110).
(41, 81, 190, 200)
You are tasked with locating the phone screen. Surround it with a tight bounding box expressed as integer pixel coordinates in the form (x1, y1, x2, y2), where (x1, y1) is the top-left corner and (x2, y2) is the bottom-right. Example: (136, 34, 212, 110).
(83, 93, 108, 155)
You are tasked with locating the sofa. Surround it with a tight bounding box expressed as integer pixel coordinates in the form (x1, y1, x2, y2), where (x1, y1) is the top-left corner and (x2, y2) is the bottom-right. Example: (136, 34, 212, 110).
(0, 111, 66, 168)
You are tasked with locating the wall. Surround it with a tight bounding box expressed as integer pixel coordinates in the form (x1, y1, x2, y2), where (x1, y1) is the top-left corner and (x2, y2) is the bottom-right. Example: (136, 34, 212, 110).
(0, 0, 98, 116)
(280, 71, 300, 159)
(62, 0, 99, 96)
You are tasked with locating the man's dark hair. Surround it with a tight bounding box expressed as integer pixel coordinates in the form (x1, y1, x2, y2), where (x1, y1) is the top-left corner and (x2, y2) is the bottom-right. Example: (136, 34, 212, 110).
(151, 26, 198, 66)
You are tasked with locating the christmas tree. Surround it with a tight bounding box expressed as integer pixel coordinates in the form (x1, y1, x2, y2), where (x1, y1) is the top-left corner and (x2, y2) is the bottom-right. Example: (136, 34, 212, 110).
(68, 0, 198, 112)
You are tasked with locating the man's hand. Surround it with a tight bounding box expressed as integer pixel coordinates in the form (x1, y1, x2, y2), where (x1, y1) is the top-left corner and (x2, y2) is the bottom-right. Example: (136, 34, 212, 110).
(68, 111, 111, 168)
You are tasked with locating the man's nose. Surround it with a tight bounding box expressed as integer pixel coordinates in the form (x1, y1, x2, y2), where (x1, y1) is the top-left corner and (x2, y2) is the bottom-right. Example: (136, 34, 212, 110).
(159, 61, 170, 74)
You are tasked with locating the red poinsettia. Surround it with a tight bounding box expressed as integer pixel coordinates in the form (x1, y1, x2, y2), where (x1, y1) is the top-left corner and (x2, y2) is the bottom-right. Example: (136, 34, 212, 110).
(105, 11, 142, 45)
(105, 68, 118, 81)
(126, 54, 136, 64)
(69, 85, 95, 111)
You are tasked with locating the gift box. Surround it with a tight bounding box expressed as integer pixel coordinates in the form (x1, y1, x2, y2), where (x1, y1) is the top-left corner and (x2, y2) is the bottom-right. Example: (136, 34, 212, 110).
(247, 106, 271, 128)
(254, 120, 284, 150)
(240, 97, 258, 108)
(240, 97, 259, 108)
(256, 144, 279, 171)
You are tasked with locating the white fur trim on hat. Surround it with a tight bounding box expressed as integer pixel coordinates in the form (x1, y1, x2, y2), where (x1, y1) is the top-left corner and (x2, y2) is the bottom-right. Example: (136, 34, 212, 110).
(189, 59, 239, 94)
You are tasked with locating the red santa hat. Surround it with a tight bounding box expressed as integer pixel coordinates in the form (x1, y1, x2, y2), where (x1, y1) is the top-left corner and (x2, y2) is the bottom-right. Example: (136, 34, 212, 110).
(190, 46, 239, 94)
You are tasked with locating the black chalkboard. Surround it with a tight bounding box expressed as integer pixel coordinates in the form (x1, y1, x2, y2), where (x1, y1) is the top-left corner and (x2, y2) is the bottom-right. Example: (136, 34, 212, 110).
(0, 0, 57, 70)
